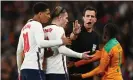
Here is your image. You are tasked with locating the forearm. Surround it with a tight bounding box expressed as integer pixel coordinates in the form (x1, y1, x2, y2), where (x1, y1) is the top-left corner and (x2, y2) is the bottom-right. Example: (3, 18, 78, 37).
(17, 50, 23, 74)
(34, 27, 63, 48)
(39, 39, 63, 48)
(81, 67, 102, 79)
(58, 45, 82, 59)
(75, 50, 101, 67)
(16, 35, 23, 74)
(81, 50, 110, 79)
(70, 32, 78, 40)
(75, 56, 99, 67)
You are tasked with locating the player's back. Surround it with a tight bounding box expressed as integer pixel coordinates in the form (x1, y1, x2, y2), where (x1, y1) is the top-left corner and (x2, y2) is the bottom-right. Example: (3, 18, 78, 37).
(102, 38, 123, 80)
(43, 25, 67, 74)
(20, 20, 44, 70)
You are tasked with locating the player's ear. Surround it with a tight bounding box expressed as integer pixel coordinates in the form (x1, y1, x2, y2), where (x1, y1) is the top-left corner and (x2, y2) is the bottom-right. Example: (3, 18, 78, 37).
(38, 12, 42, 16)
(56, 15, 61, 21)
(82, 16, 86, 22)
(94, 17, 97, 23)
(59, 15, 62, 19)
(82, 16, 84, 21)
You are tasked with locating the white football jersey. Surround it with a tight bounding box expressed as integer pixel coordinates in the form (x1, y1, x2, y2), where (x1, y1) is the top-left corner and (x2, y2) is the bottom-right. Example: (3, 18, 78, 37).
(43, 25, 82, 74)
(19, 20, 44, 70)
(44, 25, 66, 74)
(16, 20, 63, 71)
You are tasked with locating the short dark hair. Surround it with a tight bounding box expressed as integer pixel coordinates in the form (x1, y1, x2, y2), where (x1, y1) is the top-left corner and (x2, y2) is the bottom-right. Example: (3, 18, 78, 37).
(33, 2, 49, 14)
(104, 23, 119, 38)
(51, 6, 67, 19)
(83, 6, 97, 16)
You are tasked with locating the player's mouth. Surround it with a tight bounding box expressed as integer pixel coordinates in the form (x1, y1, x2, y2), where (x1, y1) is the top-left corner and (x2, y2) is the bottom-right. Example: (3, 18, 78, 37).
(87, 22, 92, 24)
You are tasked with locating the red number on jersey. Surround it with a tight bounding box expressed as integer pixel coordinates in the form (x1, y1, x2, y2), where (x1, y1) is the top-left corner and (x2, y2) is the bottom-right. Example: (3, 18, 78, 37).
(23, 32, 30, 53)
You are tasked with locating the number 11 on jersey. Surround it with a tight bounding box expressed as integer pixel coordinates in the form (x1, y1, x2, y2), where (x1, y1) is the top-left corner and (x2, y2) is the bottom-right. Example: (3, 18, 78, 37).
(23, 32, 30, 53)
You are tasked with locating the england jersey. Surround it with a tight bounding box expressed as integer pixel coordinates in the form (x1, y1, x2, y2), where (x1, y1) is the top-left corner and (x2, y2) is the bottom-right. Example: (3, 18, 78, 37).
(43, 25, 83, 74)
(16, 20, 63, 72)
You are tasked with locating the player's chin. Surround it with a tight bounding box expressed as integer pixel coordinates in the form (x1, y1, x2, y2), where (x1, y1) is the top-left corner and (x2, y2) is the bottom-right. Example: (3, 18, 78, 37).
(43, 19, 49, 23)
(64, 25, 68, 29)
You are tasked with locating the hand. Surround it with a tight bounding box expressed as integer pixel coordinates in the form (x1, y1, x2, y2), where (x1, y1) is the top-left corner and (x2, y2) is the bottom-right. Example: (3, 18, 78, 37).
(61, 34, 72, 45)
(73, 20, 81, 35)
(97, 72, 105, 77)
(67, 61, 78, 72)
(18, 74, 22, 80)
(70, 73, 82, 80)
(44, 48, 54, 58)
(82, 51, 95, 59)
(67, 61, 75, 68)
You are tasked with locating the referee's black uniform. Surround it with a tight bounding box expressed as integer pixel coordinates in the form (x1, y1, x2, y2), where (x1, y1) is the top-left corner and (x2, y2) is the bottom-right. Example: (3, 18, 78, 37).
(69, 26, 100, 80)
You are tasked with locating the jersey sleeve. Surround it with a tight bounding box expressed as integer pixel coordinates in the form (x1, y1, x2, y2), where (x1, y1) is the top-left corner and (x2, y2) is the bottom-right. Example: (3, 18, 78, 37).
(81, 49, 110, 79)
(32, 22, 63, 48)
(75, 50, 101, 67)
(16, 31, 24, 73)
(58, 45, 83, 58)
(57, 27, 83, 58)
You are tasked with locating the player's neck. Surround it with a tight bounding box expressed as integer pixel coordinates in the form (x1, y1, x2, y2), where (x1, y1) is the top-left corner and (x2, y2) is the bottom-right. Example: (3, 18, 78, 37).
(32, 15, 41, 23)
(84, 24, 93, 32)
(85, 27, 93, 32)
(51, 20, 61, 27)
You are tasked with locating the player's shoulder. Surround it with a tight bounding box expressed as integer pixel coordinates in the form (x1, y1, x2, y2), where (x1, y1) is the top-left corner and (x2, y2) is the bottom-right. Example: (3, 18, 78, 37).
(22, 20, 42, 30)
(59, 26, 64, 31)
(44, 25, 56, 29)
(104, 38, 119, 53)
(44, 25, 63, 30)
(30, 21, 42, 26)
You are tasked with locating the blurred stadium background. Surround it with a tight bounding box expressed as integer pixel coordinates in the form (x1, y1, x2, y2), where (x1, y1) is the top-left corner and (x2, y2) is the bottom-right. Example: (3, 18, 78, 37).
(1, 1, 133, 80)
